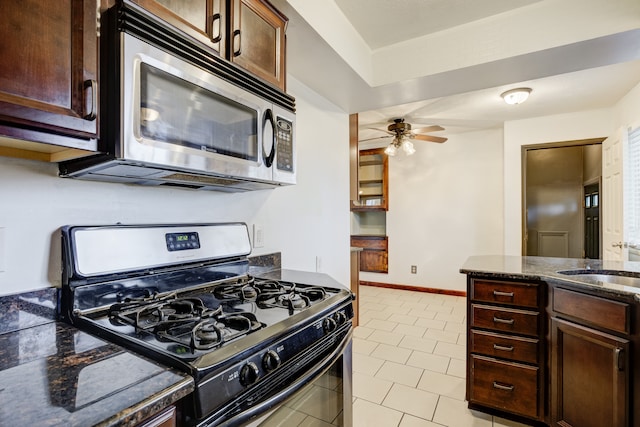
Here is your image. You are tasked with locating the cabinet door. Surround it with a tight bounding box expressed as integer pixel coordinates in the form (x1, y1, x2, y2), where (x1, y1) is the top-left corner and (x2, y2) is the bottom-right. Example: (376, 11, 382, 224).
(551, 317, 629, 427)
(230, 0, 287, 90)
(351, 236, 388, 273)
(360, 249, 388, 273)
(131, 0, 225, 54)
(0, 0, 98, 145)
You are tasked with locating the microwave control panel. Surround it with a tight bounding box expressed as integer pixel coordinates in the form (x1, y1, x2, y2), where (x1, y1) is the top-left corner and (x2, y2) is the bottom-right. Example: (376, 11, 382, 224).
(276, 118, 294, 172)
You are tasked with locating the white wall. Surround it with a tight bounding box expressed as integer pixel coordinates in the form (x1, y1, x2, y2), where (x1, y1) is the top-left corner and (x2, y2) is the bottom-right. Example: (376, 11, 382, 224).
(0, 76, 350, 296)
(359, 128, 505, 292)
(614, 80, 640, 130)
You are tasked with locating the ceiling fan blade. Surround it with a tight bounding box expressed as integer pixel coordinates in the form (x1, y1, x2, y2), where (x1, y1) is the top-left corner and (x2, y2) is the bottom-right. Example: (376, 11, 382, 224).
(359, 135, 393, 142)
(412, 134, 447, 143)
(413, 125, 445, 134)
(367, 127, 394, 135)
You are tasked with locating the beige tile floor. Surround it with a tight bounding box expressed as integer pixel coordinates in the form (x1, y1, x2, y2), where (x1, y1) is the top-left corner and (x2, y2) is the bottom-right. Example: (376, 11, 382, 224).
(352, 285, 529, 427)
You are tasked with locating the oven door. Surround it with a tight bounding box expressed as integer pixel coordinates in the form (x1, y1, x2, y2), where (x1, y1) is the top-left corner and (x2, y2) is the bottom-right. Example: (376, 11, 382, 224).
(213, 329, 353, 427)
(121, 32, 274, 183)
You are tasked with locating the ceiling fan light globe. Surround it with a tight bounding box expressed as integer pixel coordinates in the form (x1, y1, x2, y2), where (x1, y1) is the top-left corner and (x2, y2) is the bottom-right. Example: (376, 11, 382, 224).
(402, 140, 416, 155)
(384, 144, 397, 156)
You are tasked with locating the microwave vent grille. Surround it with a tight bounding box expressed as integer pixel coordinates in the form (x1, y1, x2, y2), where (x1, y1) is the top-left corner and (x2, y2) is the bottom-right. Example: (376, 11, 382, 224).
(164, 173, 244, 187)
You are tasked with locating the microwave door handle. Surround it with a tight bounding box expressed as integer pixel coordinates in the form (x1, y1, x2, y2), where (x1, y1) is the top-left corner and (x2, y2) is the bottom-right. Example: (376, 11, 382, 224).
(263, 109, 276, 167)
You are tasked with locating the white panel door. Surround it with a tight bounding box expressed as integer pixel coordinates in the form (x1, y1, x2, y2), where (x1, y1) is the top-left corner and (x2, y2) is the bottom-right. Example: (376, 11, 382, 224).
(602, 129, 627, 261)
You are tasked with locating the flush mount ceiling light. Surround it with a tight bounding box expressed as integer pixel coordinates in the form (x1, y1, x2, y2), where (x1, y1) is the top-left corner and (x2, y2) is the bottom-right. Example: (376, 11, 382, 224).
(501, 87, 532, 105)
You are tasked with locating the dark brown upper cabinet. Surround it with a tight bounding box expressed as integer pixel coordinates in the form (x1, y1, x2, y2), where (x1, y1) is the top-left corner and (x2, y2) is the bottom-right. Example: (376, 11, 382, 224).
(132, 0, 287, 90)
(0, 0, 99, 161)
(229, 0, 287, 90)
(132, 0, 227, 54)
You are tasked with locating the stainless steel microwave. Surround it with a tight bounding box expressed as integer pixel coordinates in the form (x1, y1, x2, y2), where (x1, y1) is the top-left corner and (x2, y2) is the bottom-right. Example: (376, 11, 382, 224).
(60, 4, 295, 192)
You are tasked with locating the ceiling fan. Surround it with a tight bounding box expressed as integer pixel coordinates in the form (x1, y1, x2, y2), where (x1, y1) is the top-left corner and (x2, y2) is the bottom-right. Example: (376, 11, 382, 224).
(360, 118, 447, 156)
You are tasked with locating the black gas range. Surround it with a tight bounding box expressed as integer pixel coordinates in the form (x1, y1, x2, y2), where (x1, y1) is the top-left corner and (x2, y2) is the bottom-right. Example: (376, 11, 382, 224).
(58, 223, 354, 426)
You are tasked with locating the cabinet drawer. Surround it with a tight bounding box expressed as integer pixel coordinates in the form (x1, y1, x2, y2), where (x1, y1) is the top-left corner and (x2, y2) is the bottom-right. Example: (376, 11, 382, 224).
(350, 236, 388, 250)
(472, 304, 539, 337)
(470, 355, 540, 419)
(471, 279, 538, 308)
(470, 330, 539, 364)
(553, 287, 629, 334)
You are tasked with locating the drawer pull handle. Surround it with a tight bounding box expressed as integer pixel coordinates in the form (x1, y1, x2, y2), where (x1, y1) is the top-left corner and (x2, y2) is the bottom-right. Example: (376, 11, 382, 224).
(493, 290, 514, 298)
(493, 381, 515, 391)
(493, 316, 515, 325)
(493, 344, 514, 352)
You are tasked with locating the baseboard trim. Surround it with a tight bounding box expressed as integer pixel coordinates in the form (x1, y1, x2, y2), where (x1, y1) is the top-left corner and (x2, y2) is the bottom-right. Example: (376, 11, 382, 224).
(359, 281, 467, 297)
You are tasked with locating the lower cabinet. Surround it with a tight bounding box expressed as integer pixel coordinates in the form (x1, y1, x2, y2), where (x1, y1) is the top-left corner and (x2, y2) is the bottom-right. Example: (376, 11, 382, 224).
(550, 318, 629, 427)
(550, 287, 631, 427)
(350, 235, 388, 273)
(466, 275, 638, 426)
(466, 277, 545, 422)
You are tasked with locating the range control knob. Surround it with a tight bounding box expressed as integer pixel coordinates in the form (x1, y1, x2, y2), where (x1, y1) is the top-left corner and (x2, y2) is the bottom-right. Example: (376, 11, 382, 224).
(333, 311, 347, 325)
(239, 362, 260, 386)
(262, 350, 281, 372)
(323, 317, 337, 334)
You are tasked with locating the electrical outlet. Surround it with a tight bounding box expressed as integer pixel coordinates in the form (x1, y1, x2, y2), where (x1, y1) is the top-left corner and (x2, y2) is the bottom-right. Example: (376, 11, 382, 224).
(316, 256, 322, 272)
(253, 224, 264, 248)
(411, 265, 417, 274)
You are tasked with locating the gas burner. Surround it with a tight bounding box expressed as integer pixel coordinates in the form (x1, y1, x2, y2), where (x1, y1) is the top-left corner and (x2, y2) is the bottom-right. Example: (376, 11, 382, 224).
(157, 312, 264, 351)
(108, 291, 266, 352)
(254, 280, 327, 314)
(109, 295, 219, 332)
(277, 293, 309, 310)
(213, 279, 258, 301)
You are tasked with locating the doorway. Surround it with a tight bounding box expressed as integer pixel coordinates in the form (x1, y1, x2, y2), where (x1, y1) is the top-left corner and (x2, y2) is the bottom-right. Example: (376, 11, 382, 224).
(523, 140, 604, 258)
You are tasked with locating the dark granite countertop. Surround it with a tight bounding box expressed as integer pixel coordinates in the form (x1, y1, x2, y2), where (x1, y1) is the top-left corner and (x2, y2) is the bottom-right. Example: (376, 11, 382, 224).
(461, 255, 640, 302)
(252, 268, 349, 291)
(0, 289, 194, 427)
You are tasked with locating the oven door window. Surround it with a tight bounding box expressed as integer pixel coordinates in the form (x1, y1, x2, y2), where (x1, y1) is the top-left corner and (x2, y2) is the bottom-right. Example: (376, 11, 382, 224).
(253, 356, 347, 427)
(138, 63, 259, 161)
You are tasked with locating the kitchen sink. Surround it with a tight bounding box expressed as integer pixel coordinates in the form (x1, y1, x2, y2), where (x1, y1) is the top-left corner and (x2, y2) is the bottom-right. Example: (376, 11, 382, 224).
(557, 269, 640, 287)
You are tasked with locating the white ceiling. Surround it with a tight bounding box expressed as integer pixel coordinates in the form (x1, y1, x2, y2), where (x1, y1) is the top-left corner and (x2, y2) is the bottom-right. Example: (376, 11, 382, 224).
(334, 0, 542, 50)
(271, 0, 640, 142)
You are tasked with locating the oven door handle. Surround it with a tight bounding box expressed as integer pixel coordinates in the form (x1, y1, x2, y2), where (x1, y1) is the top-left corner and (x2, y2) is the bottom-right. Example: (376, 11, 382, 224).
(212, 326, 353, 427)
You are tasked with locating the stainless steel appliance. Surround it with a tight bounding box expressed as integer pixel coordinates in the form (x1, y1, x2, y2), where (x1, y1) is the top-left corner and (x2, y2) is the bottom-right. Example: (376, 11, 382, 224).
(58, 223, 353, 426)
(59, 1, 296, 192)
